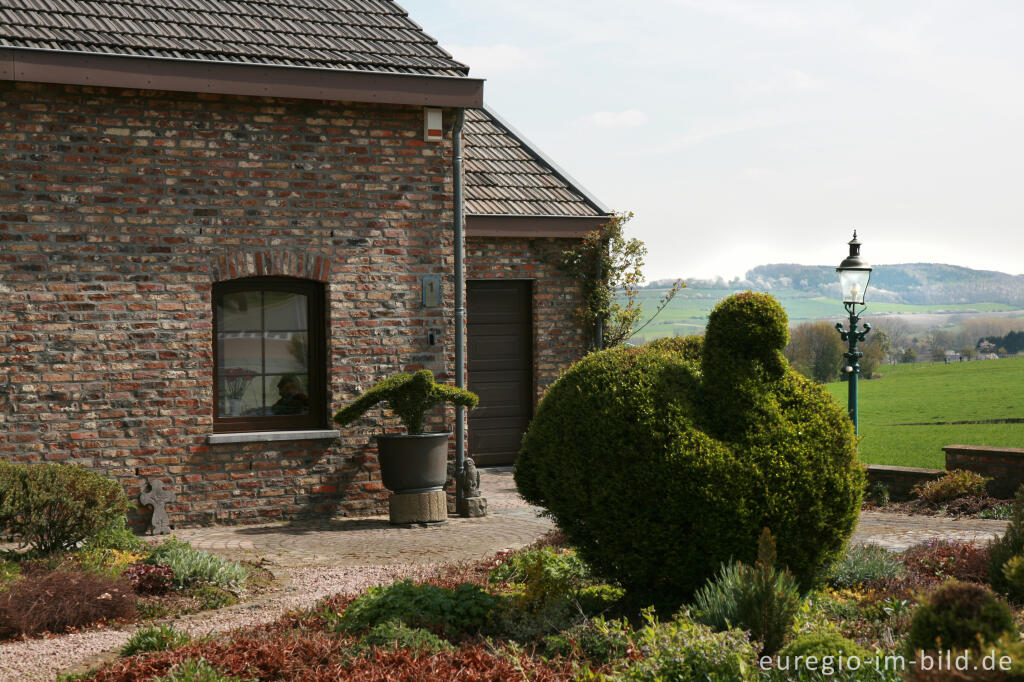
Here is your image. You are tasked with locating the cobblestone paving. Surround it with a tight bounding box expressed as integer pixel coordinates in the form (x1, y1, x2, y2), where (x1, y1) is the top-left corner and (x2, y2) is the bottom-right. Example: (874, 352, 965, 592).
(166, 469, 1012, 565)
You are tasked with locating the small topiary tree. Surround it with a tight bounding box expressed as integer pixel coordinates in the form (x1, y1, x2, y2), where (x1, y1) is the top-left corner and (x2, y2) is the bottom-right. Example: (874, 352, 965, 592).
(333, 369, 478, 435)
(0, 461, 131, 554)
(515, 292, 863, 608)
(907, 581, 1014, 652)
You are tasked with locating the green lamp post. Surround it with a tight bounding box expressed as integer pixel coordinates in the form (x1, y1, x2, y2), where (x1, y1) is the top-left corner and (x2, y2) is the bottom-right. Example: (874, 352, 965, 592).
(835, 231, 873, 434)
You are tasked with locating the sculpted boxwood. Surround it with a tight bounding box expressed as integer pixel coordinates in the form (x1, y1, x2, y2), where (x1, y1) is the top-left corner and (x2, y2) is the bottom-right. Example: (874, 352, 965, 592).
(515, 292, 863, 607)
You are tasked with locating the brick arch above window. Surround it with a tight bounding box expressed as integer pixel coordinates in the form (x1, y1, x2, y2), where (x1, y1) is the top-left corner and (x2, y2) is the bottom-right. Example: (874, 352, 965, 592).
(211, 250, 331, 283)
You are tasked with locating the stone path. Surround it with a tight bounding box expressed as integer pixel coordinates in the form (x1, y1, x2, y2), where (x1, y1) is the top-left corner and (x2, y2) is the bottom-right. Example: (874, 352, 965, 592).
(165, 469, 1012, 565)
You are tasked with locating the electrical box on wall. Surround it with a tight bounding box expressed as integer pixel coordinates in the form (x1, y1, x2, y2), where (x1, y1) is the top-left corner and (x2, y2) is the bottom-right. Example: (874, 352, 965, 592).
(424, 108, 443, 142)
(422, 275, 441, 307)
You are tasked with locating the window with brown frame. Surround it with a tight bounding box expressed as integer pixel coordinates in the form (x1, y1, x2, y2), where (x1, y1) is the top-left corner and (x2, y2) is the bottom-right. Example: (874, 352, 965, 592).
(213, 277, 326, 433)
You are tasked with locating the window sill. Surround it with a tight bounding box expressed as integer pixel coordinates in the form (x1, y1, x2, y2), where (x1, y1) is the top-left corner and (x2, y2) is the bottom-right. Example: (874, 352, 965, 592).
(207, 429, 341, 445)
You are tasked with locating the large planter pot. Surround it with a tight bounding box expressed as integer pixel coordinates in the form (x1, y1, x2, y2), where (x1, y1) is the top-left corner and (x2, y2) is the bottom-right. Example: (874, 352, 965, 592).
(376, 432, 450, 494)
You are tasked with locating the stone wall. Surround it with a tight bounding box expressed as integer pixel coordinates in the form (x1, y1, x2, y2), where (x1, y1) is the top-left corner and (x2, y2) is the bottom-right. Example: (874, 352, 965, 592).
(0, 81, 459, 527)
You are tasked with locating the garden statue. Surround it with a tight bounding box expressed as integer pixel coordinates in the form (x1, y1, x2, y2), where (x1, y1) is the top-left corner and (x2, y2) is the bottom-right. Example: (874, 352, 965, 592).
(140, 478, 175, 535)
(458, 456, 487, 517)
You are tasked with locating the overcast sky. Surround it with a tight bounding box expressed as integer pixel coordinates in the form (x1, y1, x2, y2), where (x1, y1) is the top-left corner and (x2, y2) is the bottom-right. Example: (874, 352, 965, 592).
(402, 0, 1024, 282)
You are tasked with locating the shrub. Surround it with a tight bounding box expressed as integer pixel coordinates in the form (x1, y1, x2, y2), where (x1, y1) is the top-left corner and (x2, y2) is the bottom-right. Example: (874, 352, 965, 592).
(778, 630, 871, 663)
(120, 624, 192, 656)
(1000, 555, 1024, 603)
(190, 583, 238, 611)
(866, 481, 890, 506)
(542, 616, 633, 665)
(692, 529, 801, 656)
(988, 486, 1024, 597)
(330, 579, 501, 636)
(515, 293, 863, 607)
(489, 546, 592, 612)
(122, 563, 175, 595)
(911, 470, 990, 505)
(576, 584, 626, 616)
(0, 569, 136, 637)
(153, 658, 254, 682)
(147, 538, 247, 589)
(904, 539, 988, 583)
(360, 620, 455, 655)
(906, 581, 1014, 652)
(0, 462, 131, 555)
(827, 544, 905, 589)
(75, 547, 146, 580)
(83, 516, 149, 554)
(620, 609, 757, 681)
(0, 559, 20, 592)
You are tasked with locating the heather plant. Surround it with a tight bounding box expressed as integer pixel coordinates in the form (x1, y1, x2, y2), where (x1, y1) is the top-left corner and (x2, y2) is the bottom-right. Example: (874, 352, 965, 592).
(147, 538, 247, 589)
(359, 620, 455, 655)
(827, 544, 905, 589)
(906, 581, 1014, 653)
(692, 528, 801, 656)
(328, 579, 501, 636)
(620, 608, 757, 681)
(516, 293, 863, 607)
(0, 569, 136, 637)
(904, 539, 988, 583)
(0, 462, 131, 554)
(191, 583, 238, 611)
(120, 624, 192, 656)
(911, 469, 990, 505)
(332, 369, 478, 434)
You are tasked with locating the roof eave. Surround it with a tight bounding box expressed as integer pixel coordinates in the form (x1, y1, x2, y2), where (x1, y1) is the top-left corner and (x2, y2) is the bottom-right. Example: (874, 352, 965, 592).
(466, 214, 610, 238)
(0, 47, 484, 108)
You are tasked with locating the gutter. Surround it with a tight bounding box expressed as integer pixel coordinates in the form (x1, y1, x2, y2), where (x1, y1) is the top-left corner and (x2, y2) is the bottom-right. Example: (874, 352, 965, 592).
(453, 109, 468, 514)
(0, 47, 484, 108)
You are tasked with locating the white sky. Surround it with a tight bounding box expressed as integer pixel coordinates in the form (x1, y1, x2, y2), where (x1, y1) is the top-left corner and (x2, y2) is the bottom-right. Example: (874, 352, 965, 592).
(401, 0, 1024, 281)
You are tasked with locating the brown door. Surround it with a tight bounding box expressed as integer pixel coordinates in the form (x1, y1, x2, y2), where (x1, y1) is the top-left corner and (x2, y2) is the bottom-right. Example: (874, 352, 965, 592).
(467, 280, 533, 466)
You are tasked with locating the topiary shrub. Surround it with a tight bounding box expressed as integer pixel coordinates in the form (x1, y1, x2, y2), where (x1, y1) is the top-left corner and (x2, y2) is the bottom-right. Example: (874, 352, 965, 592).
(515, 292, 863, 607)
(906, 581, 1014, 653)
(0, 462, 131, 555)
(777, 630, 871, 663)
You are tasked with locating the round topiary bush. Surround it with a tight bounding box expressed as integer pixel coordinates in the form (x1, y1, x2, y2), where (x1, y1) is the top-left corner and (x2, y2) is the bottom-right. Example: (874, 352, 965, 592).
(515, 292, 863, 607)
(907, 581, 1015, 653)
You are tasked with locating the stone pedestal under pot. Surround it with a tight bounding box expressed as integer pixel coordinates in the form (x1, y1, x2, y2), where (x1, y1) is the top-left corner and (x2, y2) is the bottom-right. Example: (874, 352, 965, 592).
(377, 432, 450, 524)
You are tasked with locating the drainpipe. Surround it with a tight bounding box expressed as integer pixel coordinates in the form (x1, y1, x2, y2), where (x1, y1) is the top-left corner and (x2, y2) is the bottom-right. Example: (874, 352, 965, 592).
(452, 109, 467, 514)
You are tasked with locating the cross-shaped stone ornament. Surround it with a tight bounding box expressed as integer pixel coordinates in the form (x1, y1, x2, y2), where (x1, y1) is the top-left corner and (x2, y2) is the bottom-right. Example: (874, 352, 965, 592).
(140, 478, 175, 535)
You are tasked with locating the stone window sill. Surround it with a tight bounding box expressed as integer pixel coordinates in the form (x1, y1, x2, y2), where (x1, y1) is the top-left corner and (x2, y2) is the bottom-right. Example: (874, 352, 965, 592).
(207, 429, 341, 445)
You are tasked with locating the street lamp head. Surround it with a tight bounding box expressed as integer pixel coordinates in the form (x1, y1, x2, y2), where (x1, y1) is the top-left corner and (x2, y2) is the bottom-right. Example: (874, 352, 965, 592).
(836, 230, 872, 305)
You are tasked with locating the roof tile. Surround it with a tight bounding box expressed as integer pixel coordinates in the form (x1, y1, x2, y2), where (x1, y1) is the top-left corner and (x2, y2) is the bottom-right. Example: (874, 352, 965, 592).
(0, 0, 469, 76)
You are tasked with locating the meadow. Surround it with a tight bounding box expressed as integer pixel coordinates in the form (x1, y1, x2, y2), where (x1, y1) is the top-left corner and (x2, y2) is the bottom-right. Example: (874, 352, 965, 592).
(628, 287, 1018, 342)
(824, 355, 1024, 469)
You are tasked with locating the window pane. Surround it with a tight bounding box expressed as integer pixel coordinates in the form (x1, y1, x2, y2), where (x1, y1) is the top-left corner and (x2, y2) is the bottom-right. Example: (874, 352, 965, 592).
(265, 374, 310, 416)
(218, 291, 261, 331)
(218, 370, 261, 417)
(217, 332, 262, 371)
(264, 291, 307, 331)
(264, 331, 308, 374)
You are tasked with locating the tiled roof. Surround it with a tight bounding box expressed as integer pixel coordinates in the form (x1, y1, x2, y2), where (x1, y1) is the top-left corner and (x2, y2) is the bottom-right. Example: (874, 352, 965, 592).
(464, 108, 606, 218)
(0, 0, 469, 77)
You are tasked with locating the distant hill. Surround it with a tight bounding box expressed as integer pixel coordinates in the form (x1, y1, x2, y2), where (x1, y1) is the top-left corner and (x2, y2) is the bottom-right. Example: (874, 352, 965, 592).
(646, 264, 1024, 307)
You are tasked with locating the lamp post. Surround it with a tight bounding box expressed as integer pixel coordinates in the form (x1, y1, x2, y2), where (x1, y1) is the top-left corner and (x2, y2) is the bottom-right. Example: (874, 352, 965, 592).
(835, 231, 872, 435)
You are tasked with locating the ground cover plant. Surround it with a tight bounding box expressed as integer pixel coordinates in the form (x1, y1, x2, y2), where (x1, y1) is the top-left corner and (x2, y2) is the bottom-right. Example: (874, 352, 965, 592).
(825, 355, 1024, 468)
(74, 532, 1024, 682)
(516, 292, 864, 608)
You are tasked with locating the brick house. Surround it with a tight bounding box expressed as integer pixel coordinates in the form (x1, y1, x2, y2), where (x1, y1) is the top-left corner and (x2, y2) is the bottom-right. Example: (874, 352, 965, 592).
(0, 1, 609, 526)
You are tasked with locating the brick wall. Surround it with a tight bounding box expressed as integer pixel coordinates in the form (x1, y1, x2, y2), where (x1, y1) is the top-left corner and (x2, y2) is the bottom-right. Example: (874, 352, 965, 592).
(465, 236, 588, 403)
(944, 445, 1024, 498)
(0, 82, 462, 527)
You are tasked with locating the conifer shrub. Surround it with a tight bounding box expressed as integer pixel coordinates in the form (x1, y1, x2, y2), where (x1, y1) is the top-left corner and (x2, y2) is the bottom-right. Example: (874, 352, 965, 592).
(515, 292, 863, 607)
(988, 486, 1024, 598)
(777, 630, 871, 663)
(906, 581, 1014, 653)
(0, 462, 131, 555)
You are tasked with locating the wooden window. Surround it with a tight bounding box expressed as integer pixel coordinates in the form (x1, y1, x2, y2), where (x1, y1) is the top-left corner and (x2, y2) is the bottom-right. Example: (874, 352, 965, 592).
(213, 277, 326, 433)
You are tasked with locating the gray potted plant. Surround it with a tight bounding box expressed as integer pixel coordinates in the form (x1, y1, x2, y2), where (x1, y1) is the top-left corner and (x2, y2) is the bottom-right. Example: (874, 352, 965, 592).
(334, 370, 478, 519)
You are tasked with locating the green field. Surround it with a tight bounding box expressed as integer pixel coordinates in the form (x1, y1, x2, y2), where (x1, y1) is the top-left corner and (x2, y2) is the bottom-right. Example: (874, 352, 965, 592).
(628, 288, 1018, 342)
(824, 356, 1024, 469)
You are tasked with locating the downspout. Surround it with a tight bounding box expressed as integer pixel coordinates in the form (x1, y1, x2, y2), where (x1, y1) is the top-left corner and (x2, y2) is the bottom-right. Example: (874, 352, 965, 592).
(452, 109, 467, 514)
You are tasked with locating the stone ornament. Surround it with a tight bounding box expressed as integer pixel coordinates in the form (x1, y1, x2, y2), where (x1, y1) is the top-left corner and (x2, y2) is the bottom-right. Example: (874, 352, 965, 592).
(140, 478, 175, 535)
(459, 457, 487, 518)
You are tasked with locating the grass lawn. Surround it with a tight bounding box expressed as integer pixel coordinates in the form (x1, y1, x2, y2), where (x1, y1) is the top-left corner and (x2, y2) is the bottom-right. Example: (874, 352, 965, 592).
(825, 356, 1024, 468)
